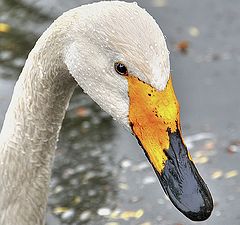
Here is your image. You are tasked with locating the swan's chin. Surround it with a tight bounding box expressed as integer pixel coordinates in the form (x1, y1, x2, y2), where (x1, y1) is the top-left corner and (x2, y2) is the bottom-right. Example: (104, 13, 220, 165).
(126, 75, 213, 221)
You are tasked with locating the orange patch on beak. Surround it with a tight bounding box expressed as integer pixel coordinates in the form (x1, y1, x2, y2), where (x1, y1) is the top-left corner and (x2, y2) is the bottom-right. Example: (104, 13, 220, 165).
(127, 75, 182, 174)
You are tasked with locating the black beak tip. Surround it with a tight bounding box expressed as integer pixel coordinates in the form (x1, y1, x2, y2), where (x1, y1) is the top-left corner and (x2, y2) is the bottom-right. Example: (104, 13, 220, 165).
(175, 189, 214, 221)
(156, 128, 214, 221)
(165, 178, 214, 221)
(184, 203, 213, 221)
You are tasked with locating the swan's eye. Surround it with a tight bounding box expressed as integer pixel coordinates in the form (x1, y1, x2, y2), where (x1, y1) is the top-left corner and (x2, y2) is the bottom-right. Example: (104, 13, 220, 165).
(114, 62, 128, 76)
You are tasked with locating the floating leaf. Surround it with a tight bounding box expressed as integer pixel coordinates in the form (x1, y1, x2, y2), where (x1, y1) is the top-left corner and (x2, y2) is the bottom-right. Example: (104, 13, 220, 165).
(211, 170, 223, 179)
(0, 23, 10, 33)
(119, 209, 144, 221)
(72, 196, 81, 205)
(76, 106, 91, 117)
(152, 0, 166, 7)
(176, 40, 189, 54)
(194, 156, 209, 164)
(189, 26, 200, 37)
(118, 182, 129, 190)
(110, 209, 121, 219)
(225, 170, 238, 179)
(53, 207, 69, 214)
(110, 209, 144, 221)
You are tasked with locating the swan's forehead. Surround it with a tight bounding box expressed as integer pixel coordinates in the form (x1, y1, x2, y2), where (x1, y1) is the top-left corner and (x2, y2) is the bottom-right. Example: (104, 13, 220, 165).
(101, 4, 170, 91)
(81, 1, 170, 90)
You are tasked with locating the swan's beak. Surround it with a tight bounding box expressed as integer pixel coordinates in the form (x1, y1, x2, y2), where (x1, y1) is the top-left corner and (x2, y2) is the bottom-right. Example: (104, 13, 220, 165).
(127, 75, 213, 221)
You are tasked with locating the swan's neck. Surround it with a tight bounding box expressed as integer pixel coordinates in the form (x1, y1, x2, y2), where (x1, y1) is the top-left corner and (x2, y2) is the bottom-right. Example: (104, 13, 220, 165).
(0, 21, 76, 225)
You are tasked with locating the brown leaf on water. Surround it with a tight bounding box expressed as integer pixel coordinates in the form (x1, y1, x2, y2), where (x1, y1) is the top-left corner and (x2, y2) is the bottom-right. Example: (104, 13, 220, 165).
(176, 40, 189, 54)
(76, 106, 90, 117)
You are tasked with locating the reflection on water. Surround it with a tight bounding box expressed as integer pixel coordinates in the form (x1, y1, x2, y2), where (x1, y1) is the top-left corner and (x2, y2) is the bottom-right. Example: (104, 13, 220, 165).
(0, 27, 35, 78)
(0, 0, 52, 78)
(49, 88, 118, 224)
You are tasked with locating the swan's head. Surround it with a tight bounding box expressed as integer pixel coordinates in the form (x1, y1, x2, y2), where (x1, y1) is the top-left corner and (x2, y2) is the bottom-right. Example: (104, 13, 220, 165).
(64, 1, 213, 221)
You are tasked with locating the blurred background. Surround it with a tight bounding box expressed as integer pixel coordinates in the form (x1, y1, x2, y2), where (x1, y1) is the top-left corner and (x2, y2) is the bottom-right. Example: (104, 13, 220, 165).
(0, 0, 240, 224)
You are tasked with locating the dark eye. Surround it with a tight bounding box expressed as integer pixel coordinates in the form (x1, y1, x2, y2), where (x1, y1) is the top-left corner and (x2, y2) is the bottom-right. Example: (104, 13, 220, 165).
(114, 62, 128, 76)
